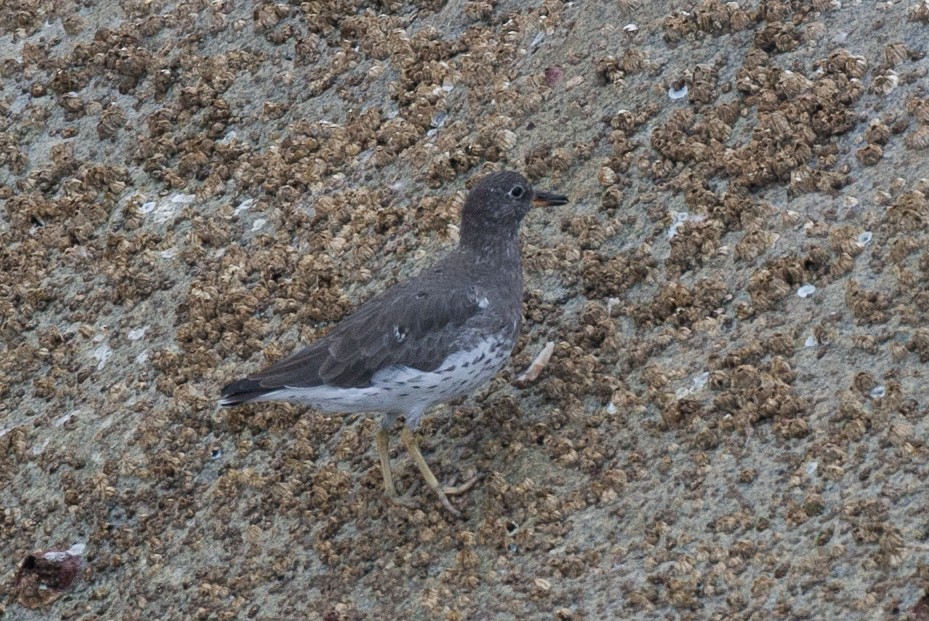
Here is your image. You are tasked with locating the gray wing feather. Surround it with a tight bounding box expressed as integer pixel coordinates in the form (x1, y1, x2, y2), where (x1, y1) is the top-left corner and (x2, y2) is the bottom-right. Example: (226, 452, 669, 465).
(245, 275, 484, 390)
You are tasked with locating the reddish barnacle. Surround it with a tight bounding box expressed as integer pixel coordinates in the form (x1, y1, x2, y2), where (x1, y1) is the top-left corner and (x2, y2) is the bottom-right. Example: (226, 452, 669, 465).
(544, 65, 564, 88)
(15, 544, 85, 609)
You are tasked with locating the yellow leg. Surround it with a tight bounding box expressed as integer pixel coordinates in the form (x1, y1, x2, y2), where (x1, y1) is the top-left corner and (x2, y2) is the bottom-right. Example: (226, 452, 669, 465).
(399, 426, 478, 517)
(376, 427, 419, 509)
(376, 428, 397, 498)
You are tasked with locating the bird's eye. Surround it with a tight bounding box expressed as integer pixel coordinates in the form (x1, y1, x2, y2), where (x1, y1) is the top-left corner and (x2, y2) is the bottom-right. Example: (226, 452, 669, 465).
(509, 186, 525, 198)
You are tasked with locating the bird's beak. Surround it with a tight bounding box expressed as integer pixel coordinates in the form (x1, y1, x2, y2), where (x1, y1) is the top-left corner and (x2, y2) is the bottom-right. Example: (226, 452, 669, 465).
(532, 190, 569, 207)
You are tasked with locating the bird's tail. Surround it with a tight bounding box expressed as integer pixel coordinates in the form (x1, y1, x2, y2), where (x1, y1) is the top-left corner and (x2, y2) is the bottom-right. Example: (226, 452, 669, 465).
(218, 378, 275, 407)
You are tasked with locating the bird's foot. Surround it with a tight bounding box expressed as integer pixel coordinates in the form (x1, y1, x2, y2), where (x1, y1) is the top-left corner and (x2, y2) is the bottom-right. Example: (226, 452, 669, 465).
(428, 473, 481, 518)
(398, 427, 482, 518)
(440, 473, 480, 496)
(386, 480, 421, 510)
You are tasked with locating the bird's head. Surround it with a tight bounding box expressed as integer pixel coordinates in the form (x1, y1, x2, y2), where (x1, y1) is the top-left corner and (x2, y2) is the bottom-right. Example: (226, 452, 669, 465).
(460, 170, 568, 248)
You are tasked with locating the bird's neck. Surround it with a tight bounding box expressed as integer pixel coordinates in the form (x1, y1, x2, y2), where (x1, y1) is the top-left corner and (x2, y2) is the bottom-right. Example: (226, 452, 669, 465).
(460, 228, 522, 267)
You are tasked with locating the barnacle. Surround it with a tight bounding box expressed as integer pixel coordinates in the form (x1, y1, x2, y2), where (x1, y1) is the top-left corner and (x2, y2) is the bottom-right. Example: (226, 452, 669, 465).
(617, 0, 643, 14)
(822, 50, 868, 79)
(883, 42, 910, 67)
(872, 70, 899, 96)
(596, 55, 625, 85)
(845, 280, 891, 323)
(904, 126, 929, 150)
(735, 227, 779, 262)
(908, 97, 929, 123)
(598, 165, 617, 187)
(621, 48, 648, 74)
(864, 120, 891, 145)
(754, 23, 802, 53)
(886, 190, 929, 230)
(909, 0, 929, 23)
(775, 70, 813, 98)
(909, 328, 929, 361)
(856, 143, 883, 166)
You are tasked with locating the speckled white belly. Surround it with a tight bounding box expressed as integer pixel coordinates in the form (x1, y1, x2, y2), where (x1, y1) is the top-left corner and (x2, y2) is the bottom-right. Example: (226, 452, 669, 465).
(264, 337, 514, 423)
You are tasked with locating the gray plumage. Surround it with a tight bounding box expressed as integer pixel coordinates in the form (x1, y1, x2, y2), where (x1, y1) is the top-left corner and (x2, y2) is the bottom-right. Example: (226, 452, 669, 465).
(219, 171, 568, 428)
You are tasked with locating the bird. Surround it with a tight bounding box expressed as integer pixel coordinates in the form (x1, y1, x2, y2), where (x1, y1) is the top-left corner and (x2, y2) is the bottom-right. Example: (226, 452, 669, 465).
(219, 170, 569, 516)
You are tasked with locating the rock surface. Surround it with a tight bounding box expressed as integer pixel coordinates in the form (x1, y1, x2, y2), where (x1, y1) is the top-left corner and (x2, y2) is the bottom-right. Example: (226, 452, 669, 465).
(2, 0, 929, 619)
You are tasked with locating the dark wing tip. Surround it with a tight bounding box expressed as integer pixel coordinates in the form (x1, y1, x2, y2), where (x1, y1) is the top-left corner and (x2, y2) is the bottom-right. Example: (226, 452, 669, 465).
(219, 377, 273, 407)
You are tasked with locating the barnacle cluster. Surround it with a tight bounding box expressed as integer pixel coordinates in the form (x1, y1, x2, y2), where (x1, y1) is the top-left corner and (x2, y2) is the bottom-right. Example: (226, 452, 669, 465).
(663, 1, 758, 43)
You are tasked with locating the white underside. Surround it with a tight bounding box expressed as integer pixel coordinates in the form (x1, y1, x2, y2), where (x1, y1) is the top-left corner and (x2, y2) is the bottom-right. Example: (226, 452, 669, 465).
(259, 338, 513, 426)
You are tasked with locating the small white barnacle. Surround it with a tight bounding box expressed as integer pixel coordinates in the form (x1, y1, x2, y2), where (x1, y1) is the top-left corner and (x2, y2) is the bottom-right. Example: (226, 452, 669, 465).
(797, 284, 816, 298)
(393, 325, 408, 343)
(668, 83, 688, 100)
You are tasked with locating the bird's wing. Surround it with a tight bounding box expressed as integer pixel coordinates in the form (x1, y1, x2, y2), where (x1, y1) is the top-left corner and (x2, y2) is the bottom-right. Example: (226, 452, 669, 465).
(240, 274, 487, 390)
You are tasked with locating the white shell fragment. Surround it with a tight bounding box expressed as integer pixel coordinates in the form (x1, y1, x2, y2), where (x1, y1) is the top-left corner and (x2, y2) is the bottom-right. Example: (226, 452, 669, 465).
(668, 211, 705, 239)
(94, 342, 113, 370)
(171, 193, 196, 204)
(128, 326, 148, 341)
(515, 341, 555, 385)
(796, 284, 816, 298)
(669, 211, 689, 238)
(668, 84, 688, 100)
(44, 543, 86, 562)
(32, 438, 50, 455)
(870, 385, 886, 399)
(691, 372, 709, 392)
(676, 371, 710, 400)
(805, 334, 818, 347)
(234, 198, 255, 215)
(154, 202, 178, 224)
(54, 410, 79, 427)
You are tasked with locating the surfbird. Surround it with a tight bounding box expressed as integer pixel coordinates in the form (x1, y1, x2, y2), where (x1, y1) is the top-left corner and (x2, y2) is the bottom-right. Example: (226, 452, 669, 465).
(219, 170, 568, 516)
